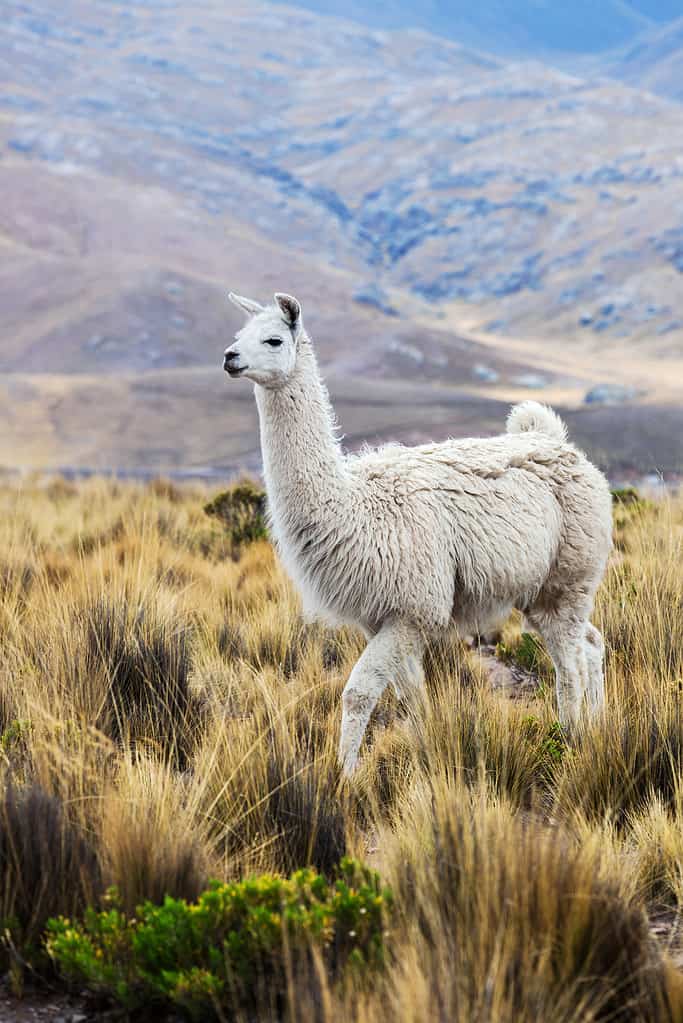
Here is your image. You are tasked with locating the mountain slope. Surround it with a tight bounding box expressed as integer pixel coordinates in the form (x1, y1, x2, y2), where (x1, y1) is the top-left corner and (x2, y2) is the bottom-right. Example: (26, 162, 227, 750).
(600, 17, 683, 101)
(270, 0, 679, 55)
(3, 0, 683, 357)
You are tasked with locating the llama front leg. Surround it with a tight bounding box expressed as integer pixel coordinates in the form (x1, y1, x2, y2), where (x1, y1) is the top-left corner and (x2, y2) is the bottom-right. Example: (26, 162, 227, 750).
(339, 620, 424, 776)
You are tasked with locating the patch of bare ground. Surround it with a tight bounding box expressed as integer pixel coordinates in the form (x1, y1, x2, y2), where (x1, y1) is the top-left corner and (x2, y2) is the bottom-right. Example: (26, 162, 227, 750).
(0, 984, 99, 1023)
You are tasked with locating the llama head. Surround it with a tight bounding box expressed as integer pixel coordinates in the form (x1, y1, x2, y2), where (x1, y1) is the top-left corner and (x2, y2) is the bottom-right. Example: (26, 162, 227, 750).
(224, 292, 303, 388)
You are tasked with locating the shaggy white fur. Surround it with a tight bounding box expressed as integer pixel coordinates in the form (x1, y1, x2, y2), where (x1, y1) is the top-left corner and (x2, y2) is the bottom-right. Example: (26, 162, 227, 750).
(225, 292, 613, 774)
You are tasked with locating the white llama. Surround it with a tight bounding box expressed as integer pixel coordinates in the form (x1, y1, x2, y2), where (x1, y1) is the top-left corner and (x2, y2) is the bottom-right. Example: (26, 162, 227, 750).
(224, 292, 613, 775)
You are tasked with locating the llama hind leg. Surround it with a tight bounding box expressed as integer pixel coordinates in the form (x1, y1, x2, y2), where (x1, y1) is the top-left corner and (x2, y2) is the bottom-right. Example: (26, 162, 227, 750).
(528, 610, 588, 728)
(546, 626, 588, 728)
(339, 620, 424, 776)
(584, 622, 605, 714)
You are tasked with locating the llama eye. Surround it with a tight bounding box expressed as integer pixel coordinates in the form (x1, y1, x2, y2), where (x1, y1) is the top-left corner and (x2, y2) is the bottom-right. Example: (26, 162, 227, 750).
(264, 337, 283, 347)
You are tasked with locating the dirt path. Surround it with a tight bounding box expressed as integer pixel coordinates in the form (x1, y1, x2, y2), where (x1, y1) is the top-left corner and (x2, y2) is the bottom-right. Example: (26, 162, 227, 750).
(0, 985, 92, 1023)
(469, 641, 540, 701)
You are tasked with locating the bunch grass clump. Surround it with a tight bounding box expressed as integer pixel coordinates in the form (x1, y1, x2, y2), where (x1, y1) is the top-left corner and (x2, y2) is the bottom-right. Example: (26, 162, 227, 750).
(379, 778, 681, 1023)
(0, 783, 101, 975)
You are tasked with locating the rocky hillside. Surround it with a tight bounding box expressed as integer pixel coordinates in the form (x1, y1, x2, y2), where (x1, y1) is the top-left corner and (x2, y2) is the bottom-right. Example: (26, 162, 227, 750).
(271, 0, 682, 55)
(599, 17, 683, 101)
(3, 1, 683, 355)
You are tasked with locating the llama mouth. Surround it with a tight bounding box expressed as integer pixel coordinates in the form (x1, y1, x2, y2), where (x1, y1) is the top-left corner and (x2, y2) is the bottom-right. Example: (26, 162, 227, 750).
(224, 362, 248, 377)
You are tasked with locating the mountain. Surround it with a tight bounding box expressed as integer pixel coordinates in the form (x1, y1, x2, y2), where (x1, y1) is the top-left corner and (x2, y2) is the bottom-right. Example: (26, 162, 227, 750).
(1, 0, 682, 480)
(599, 17, 683, 101)
(270, 1, 681, 55)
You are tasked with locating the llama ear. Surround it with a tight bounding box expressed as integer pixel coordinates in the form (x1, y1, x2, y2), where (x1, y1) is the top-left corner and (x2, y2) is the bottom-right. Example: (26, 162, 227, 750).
(274, 293, 301, 329)
(228, 292, 264, 318)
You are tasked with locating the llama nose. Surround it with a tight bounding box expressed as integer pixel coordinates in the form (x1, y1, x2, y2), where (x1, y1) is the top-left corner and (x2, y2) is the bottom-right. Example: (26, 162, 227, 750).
(223, 349, 239, 369)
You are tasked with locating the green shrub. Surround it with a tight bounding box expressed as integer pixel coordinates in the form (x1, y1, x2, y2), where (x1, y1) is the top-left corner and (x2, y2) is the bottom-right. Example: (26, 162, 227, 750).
(0, 718, 31, 757)
(47, 859, 392, 1019)
(496, 631, 553, 680)
(203, 481, 267, 546)
(610, 486, 643, 508)
(521, 716, 568, 778)
(610, 486, 654, 553)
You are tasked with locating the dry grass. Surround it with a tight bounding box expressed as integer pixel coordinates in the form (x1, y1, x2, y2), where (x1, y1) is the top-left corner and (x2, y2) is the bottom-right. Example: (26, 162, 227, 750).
(0, 477, 682, 1019)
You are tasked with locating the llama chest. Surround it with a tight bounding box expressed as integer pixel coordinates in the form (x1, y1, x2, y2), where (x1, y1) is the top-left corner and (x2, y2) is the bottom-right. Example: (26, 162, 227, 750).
(268, 485, 456, 633)
(268, 503, 361, 624)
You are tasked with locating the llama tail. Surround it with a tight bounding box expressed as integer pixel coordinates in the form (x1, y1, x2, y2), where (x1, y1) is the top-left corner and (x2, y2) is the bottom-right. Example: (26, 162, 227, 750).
(506, 400, 568, 443)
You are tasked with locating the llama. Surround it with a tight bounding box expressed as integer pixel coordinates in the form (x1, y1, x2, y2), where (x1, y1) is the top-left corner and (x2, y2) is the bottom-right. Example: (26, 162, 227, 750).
(224, 292, 613, 775)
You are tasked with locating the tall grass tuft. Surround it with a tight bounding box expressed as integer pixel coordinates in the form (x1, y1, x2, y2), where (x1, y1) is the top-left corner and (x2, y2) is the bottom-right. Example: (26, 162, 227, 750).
(557, 691, 683, 824)
(196, 700, 349, 877)
(84, 594, 197, 766)
(100, 756, 208, 913)
(0, 782, 100, 970)
(381, 777, 681, 1022)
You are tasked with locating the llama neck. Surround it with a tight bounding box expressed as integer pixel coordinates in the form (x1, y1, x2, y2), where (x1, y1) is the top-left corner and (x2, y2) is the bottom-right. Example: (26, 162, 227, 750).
(255, 336, 349, 529)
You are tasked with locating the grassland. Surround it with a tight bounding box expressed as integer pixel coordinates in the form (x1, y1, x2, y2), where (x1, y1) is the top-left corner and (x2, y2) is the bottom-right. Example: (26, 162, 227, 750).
(0, 477, 682, 1020)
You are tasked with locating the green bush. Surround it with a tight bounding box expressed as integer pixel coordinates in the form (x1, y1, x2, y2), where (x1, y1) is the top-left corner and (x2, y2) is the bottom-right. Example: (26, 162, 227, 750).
(610, 486, 653, 552)
(610, 486, 643, 508)
(47, 859, 392, 1019)
(521, 715, 568, 776)
(203, 480, 267, 546)
(496, 631, 553, 680)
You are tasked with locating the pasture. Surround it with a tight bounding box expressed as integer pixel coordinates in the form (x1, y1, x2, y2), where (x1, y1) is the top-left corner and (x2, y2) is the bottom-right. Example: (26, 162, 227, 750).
(0, 478, 681, 1021)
